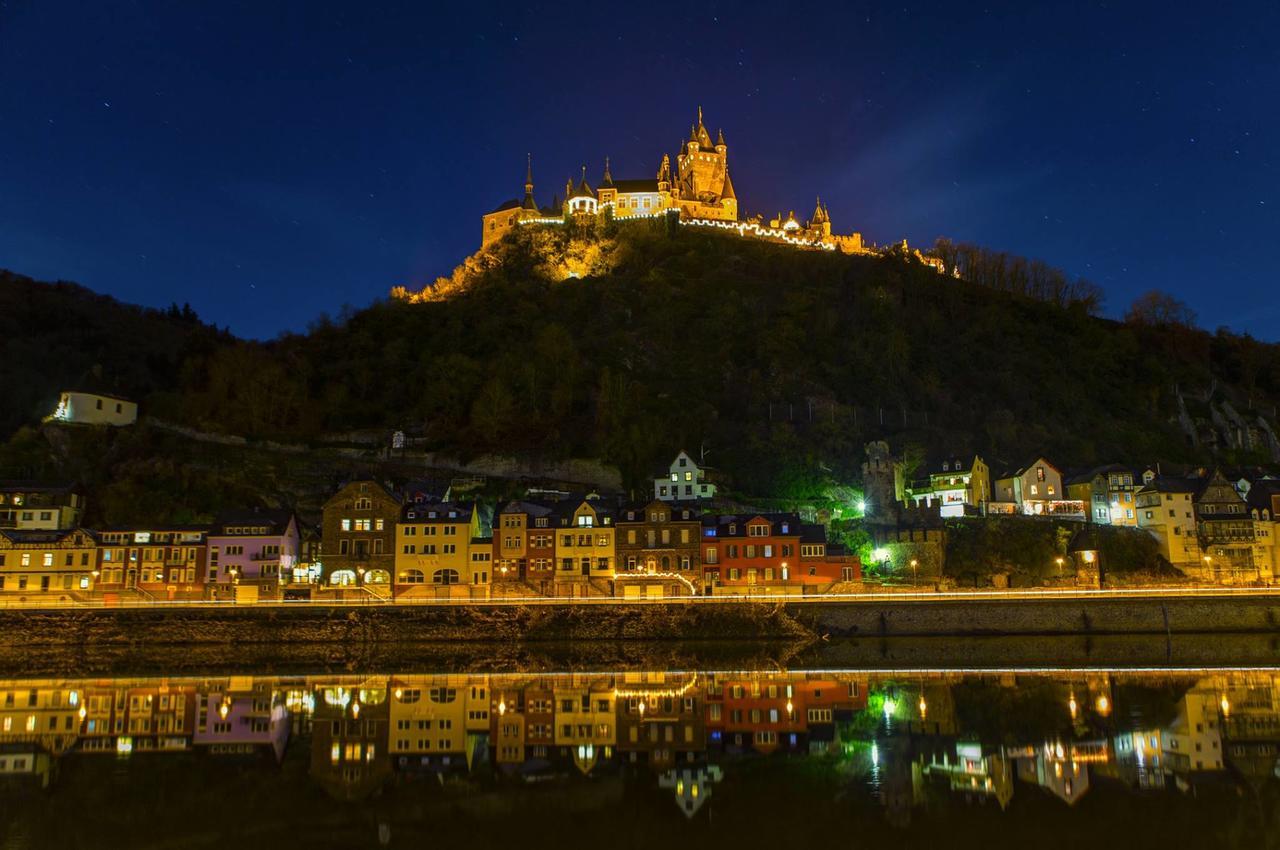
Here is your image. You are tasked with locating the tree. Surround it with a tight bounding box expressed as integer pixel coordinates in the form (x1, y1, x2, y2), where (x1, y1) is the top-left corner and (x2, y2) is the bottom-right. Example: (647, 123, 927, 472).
(1125, 290, 1198, 328)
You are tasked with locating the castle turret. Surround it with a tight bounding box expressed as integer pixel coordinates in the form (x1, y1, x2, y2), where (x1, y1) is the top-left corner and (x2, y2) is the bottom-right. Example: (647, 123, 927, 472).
(715, 127, 726, 155)
(521, 153, 538, 211)
(810, 196, 831, 237)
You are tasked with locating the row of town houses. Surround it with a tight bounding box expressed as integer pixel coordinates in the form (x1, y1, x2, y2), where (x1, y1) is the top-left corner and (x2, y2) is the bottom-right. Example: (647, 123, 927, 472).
(0, 454, 858, 601)
(1, 670, 1267, 809)
(892, 453, 1280, 583)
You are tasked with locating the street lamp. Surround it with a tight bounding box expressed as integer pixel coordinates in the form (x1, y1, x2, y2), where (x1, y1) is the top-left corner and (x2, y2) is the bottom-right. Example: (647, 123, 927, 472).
(910, 559, 919, 587)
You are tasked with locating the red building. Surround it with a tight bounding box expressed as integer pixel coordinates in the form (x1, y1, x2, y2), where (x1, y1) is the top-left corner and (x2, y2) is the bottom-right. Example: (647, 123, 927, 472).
(700, 514, 802, 595)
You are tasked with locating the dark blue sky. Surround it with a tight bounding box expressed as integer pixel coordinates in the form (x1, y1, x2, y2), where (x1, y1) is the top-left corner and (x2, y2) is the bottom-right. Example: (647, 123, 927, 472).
(2, 1, 1277, 340)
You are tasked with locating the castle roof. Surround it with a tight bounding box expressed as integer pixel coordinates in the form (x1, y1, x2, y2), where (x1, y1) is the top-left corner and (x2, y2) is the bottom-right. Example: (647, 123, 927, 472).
(611, 178, 660, 193)
(488, 198, 521, 214)
(569, 173, 594, 200)
(721, 170, 736, 201)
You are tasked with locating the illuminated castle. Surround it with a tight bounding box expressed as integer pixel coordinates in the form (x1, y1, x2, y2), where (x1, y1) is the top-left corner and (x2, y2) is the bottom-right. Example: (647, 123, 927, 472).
(480, 108, 865, 254)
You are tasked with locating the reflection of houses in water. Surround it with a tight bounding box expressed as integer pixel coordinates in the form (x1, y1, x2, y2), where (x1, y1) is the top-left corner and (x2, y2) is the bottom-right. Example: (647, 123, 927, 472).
(1221, 675, 1280, 785)
(916, 739, 1013, 809)
(616, 672, 704, 770)
(658, 763, 723, 817)
(310, 680, 390, 800)
(194, 677, 288, 761)
(553, 675, 616, 775)
(0, 742, 54, 788)
(1012, 740, 1108, 805)
(706, 674, 867, 756)
(1113, 680, 1226, 791)
(387, 675, 489, 779)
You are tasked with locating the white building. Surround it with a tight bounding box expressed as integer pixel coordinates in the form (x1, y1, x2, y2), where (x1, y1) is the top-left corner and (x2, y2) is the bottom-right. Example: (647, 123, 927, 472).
(48, 391, 137, 427)
(654, 451, 716, 502)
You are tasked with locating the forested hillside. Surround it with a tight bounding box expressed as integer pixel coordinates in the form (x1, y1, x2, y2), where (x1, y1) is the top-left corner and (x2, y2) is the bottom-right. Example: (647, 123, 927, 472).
(3, 220, 1278, 498)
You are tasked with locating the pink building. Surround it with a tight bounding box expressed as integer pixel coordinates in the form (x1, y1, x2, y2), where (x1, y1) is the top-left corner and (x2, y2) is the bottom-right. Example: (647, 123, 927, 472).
(207, 510, 299, 600)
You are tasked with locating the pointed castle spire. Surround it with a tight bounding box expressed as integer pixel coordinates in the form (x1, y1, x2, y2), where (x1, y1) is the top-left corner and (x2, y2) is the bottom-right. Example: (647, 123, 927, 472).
(521, 153, 538, 211)
(601, 155, 613, 187)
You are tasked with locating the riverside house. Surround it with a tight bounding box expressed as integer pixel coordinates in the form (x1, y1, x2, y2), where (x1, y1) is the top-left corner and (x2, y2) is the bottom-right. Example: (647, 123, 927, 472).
(903, 455, 992, 517)
(0, 527, 97, 598)
(491, 500, 556, 594)
(701, 513, 803, 596)
(94, 526, 207, 601)
(393, 501, 488, 599)
(320, 480, 400, 596)
(991, 457, 1082, 518)
(207, 510, 299, 601)
(553, 496, 616, 598)
(615, 500, 703, 597)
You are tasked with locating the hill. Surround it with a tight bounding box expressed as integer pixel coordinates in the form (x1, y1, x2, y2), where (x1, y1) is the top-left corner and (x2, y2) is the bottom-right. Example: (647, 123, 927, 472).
(3, 219, 1279, 515)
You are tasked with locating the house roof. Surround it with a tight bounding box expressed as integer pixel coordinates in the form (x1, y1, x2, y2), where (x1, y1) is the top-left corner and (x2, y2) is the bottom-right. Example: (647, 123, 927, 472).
(1064, 464, 1137, 487)
(97, 524, 209, 535)
(208, 509, 295, 536)
(617, 501, 701, 522)
(552, 497, 615, 524)
(799, 523, 827, 544)
(497, 499, 556, 518)
(994, 457, 1059, 480)
(700, 513, 801, 537)
(0, 528, 94, 545)
(1138, 476, 1202, 495)
(402, 501, 474, 523)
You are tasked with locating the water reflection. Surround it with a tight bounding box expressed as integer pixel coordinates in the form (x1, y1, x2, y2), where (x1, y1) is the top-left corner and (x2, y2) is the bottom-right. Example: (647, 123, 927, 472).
(1, 669, 1279, 844)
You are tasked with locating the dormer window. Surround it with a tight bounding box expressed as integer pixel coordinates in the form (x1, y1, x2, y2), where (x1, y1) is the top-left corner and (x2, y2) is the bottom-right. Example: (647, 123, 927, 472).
(678, 457, 687, 467)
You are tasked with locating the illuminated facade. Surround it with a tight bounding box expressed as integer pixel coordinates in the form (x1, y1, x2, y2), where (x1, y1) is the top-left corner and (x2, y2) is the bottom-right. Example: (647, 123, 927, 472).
(393, 501, 487, 599)
(480, 109, 865, 254)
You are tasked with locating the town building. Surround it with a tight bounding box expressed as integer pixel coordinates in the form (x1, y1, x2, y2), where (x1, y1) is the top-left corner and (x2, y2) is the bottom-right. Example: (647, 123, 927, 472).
(700, 513, 802, 596)
(902, 455, 991, 518)
(990, 457, 1081, 518)
(1195, 469, 1270, 583)
(654, 450, 717, 503)
(1135, 477, 1203, 571)
(46, 391, 137, 427)
(206, 510, 299, 601)
(552, 496, 616, 597)
(615, 500, 702, 597)
(491, 499, 556, 593)
(94, 526, 208, 601)
(0, 528, 97, 597)
(319, 480, 400, 594)
(798, 524, 860, 589)
(1066, 465, 1140, 526)
(393, 501, 488, 599)
(0, 482, 85, 531)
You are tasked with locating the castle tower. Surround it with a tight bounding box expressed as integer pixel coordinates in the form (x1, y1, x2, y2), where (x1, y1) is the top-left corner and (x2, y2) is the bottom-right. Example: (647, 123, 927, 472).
(861, 441, 901, 526)
(675, 106, 735, 221)
(598, 156, 616, 208)
(810, 196, 831, 238)
(657, 154, 672, 192)
(521, 153, 538, 212)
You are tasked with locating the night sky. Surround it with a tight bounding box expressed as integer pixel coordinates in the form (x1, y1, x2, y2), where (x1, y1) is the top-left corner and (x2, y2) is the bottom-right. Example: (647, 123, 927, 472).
(1, 1, 1277, 340)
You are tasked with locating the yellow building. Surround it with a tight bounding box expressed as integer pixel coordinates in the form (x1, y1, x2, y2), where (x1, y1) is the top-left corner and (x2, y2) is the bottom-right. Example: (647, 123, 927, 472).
(0, 528, 97, 598)
(1066, 465, 1140, 526)
(386, 675, 490, 771)
(552, 497, 616, 597)
(1136, 478, 1203, 570)
(0, 680, 85, 757)
(394, 502, 486, 598)
(553, 675, 615, 775)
